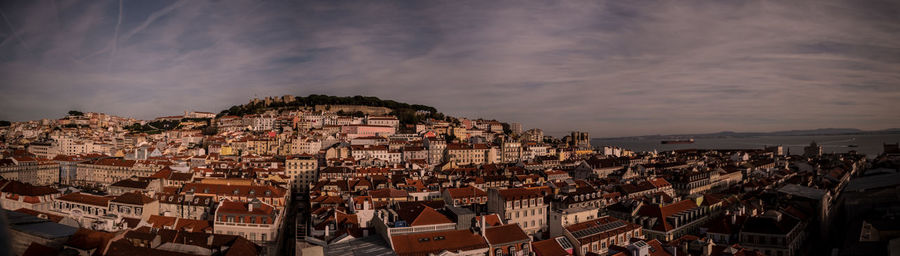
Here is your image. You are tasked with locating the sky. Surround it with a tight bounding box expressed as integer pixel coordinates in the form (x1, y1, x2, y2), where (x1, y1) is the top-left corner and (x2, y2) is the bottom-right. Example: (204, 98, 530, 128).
(1, 0, 899, 137)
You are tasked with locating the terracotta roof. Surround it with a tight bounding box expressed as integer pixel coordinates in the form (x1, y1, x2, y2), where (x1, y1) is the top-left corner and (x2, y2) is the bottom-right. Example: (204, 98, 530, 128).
(497, 188, 543, 201)
(532, 237, 570, 256)
(565, 216, 642, 241)
(175, 218, 213, 233)
(147, 215, 177, 228)
(149, 166, 174, 179)
(391, 229, 488, 256)
(484, 224, 529, 245)
(1, 180, 58, 196)
(649, 178, 671, 188)
(216, 199, 276, 220)
(445, 186, 487, 199)
(111, 192, 156, 205)
(475, 214, 504, 227)
(395, 203, 453, 226)
(109, 178, 151, 189)
(369, 188, 409, 199)
(56, 192, 113, 207)
(635, 199, 699, 232)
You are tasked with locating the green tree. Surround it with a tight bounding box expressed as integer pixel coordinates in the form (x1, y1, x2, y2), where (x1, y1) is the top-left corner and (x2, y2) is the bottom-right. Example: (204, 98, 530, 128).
(68, 110, 84, 116)
(0, 120, 11, 127)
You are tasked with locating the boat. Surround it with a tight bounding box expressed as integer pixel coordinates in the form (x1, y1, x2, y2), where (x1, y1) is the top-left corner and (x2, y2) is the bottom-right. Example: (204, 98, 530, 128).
(848, 144, 858, 148)
(661, 139, 694, 144)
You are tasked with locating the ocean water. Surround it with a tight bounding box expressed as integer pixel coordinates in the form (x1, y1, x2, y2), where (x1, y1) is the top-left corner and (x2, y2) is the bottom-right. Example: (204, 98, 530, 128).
(592, 134, 900, 157)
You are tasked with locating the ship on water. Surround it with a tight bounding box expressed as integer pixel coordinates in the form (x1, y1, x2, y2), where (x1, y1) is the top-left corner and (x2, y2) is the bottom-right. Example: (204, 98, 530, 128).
(661, 138, 695, 144)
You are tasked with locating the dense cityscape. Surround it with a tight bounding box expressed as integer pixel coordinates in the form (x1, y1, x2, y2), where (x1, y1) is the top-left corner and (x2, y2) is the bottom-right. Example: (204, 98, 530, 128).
(1, 95, 898, 256)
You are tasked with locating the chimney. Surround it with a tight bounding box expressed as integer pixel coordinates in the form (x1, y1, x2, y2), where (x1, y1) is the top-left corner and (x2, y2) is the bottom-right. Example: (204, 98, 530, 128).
(480, 215, 486, 236)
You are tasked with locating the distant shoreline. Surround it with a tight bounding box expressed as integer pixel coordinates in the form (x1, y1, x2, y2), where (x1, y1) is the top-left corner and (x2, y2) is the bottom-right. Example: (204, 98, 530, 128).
(593, 128, 900, 141)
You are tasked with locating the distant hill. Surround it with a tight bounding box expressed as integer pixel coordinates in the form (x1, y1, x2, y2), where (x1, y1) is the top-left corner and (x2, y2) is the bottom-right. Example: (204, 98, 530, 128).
(217, 94, 445, 125)
(595, 128, 900, 140)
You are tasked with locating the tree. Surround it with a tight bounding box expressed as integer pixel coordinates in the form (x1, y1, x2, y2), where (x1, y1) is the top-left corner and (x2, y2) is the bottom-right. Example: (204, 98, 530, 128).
(202, 125, 218, 135)
(68, 110, 84, 116)
(445, 133, 458, 143)
(0, 120, 10, 127)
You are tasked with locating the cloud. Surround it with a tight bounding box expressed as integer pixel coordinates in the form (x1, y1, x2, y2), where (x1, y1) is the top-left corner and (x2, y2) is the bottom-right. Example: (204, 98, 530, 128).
(0, 0, 899, 137)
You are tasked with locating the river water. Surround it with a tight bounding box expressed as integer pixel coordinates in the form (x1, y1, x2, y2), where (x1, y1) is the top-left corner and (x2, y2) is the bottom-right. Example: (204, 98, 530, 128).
(592, 134, 900, 157)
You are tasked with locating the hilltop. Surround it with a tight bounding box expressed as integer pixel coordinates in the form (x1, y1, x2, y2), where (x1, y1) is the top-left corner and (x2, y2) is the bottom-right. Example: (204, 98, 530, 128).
(217, 94, 446, 125)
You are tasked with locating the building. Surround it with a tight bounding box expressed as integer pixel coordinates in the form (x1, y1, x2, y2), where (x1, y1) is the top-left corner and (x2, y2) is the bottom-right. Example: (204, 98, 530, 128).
(0, 157, 60, 186)
(567, 132, 590, 148)
(77, 158, 136, 186)
(739, 210, 806, 256)
(286, 154, 318, 192)
(803, 141, 823, 157)
(0, 180, 60, 212)
(214, 199, 282, 255)
(425, 138, 447, 165)
(367, 116, 400, 128)
(155, 193, 215, 220)
(390, 229, 490, 256)
(501, 141, 523, 163)
(446, 143, 491, 166)
(52, 192, 120, 231)
(509, 123, 522, 135)
(442, 186, 488, 207)
(341, 125, 396, 139)
(632, 199, 709, 242)
(483, 223, 533, 256)
(488, 188, 548, 237)
(108, 192, 159, 223)
(549, 206, 600, 237)
(181, 182, 288, 208)
(563, 216, 643, 256)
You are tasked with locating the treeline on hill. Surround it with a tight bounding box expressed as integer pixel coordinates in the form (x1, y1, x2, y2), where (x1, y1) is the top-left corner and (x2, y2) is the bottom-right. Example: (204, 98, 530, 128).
(219, 95, 446, 125)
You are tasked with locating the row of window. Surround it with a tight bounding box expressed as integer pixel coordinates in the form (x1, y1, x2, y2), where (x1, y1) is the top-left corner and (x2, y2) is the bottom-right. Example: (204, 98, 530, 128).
(507, 198, 543, 208)
(507, 208, 544, 219)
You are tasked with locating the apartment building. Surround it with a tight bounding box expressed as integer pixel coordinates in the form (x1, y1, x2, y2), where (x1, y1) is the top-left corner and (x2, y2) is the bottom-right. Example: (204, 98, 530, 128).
(0, 180, 59, 212)
(286, 154, 318, 192)
(0, 157, 59, 186)
(488, 188, 548, 237)
(214, 199, 282, 255)
(77, 158, 136, 186)
(563, 216, 643, 256)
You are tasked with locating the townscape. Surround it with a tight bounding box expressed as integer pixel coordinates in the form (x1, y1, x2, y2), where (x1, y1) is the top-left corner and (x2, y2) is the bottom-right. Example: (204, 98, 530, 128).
(1, 95, 898, 256)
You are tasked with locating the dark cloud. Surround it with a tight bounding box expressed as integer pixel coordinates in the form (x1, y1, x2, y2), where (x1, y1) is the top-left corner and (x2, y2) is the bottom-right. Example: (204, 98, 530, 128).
(0, 0, 899, 137)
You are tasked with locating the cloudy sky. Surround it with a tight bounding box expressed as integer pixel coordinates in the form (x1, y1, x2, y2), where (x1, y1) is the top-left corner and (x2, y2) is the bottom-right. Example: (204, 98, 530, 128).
(1, 0, 899, 137)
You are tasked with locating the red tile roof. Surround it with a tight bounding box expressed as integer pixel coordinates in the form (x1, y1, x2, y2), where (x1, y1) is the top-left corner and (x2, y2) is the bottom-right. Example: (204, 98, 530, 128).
(391, 229, 488, 256)
(498, 188, 543, 201)
(484, 224, 530, 245)
(635, 199, 699, 232)
(111, 192, 156, 205)
(445, 186, 487, 199)
(1, 180, 58, 196)
(56, 192, 113, 207)
(532, 237, 570, 256)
